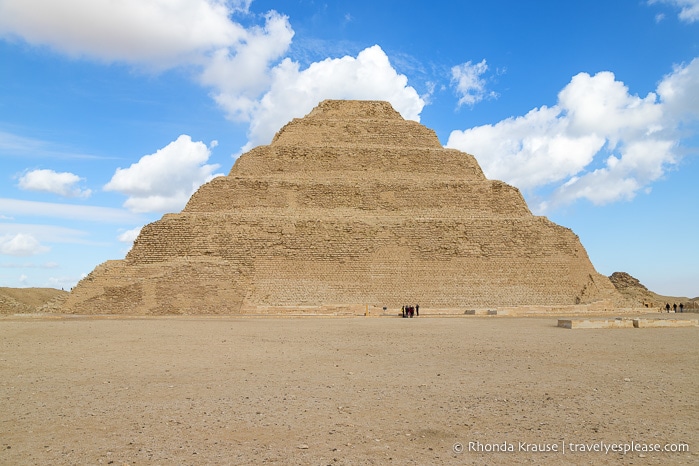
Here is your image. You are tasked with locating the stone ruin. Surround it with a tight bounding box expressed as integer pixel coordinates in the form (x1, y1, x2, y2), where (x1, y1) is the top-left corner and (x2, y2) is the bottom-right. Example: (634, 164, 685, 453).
(63, 100, 621, 314)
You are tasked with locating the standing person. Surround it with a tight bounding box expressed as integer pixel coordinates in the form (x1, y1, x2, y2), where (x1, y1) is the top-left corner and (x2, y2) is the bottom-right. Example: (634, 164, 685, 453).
(679, 303, 684, 313)
(666, 303, 670, 313)
(415, 304, 419, 317)
(401, 305, 405, 318)
(673, 303, 677, 313)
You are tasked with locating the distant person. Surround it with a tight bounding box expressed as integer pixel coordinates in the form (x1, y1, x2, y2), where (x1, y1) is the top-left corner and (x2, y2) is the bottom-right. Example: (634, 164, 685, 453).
(679, 303, 684, 313)
(666, 303, 670, 313)
(673, 303, 677, 313)
(415, 304, 419, 316)
(401, 305, 405, 318)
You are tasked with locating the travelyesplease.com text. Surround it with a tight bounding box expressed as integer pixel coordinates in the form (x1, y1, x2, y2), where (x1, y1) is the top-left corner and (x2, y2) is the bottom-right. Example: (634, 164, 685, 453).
(454, 440, 689, 455)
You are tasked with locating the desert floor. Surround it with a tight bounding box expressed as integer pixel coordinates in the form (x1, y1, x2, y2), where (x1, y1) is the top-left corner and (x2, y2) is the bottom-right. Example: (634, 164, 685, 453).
(1, 314, 697, 465)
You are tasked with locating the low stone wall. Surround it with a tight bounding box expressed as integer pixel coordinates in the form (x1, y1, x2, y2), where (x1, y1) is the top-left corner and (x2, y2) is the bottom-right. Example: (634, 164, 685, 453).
(559, 318, 699, 329)
(558, 318, 634, 329)
(633, 318, 698, 328)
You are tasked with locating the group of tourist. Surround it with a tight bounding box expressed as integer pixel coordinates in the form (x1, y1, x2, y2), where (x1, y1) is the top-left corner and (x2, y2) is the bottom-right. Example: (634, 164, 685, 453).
(401, 304, 419, 318)
(665, 303, 684, 313)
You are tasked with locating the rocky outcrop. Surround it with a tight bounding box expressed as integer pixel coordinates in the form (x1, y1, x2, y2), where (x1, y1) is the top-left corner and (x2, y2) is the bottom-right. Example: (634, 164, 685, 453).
(609, 272, 650, 293)
(609, 271, 696, 310)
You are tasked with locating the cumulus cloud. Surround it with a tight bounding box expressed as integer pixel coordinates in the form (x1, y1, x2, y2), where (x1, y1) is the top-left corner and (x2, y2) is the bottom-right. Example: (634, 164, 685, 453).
(240, 45, 425, 151)
(0, 0, 296, 113)
(117, 227, 142, 243)
(17, 169, 92, 198)
(448, 105, 607, 190)
(0, 1, 296, 123)
(649, 0, 699, 23)
(451, 59, 495, 107)
(0, 233, 50, 256)
(0, 2, 424, 153)
(447, 60, 698, 212)
(199, 11, 295, 121)
(657, 57, 699, 119)
(0, 0, 253, 66)
(104, 135, 223, 213)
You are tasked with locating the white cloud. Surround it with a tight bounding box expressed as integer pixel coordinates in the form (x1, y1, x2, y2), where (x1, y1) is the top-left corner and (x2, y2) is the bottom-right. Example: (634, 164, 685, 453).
(0, 1, 295, 127)
(0, 0, 252, 67)
(543, 139, 676, 211)
(649, 0, 699, 23)
(200, 11, 295, 121)
(0, 198, 143, 223)
(0, 3, 424, 154)
(447, 60, 698, 212)
(239, 45, 425, 151)
(18, 169, 92, 198)
(117, 227, 142, 243)
(558, 72, 663, 143)
(448, 105, 607, 190)
(0, 0, 296, 120)
(0, 223, 86, 243)
(104, 135, 223, 213)
(657, 57, 699, 120)
(450, 59, 495, 107)
(0, 233, 50, 256)
(47, 276, 74, 290)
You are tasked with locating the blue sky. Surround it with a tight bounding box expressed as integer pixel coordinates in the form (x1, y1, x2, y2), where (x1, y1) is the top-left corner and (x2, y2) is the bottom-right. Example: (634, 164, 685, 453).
(1, 0, 697, 297)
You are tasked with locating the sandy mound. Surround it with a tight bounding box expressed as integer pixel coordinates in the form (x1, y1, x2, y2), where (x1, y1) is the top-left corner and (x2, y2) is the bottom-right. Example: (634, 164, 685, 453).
(0, 287, 68, 314)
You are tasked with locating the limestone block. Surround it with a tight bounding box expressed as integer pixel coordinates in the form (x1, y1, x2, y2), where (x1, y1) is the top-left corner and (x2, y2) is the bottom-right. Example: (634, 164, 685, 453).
(632, 319, 699, 328)
(558, 318, 634, 329)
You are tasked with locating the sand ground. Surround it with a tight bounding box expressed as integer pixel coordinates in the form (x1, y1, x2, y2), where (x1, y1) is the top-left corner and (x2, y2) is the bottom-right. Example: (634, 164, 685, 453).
(1, 314, 697, 465)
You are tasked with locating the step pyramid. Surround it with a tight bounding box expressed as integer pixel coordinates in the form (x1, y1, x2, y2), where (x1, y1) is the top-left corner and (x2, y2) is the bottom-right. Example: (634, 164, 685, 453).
(63, 100, 620, 314)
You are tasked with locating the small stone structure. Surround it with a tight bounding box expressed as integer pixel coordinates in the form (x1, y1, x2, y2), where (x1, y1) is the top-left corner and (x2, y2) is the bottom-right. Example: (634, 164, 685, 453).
(558, 318, 698, 329)
(63, 100, 621, 315)
(633, 318, 698, 328)
(558, 318, 635, 329)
